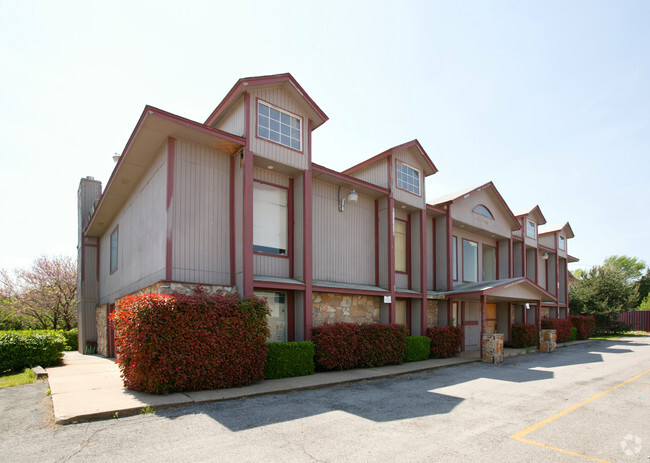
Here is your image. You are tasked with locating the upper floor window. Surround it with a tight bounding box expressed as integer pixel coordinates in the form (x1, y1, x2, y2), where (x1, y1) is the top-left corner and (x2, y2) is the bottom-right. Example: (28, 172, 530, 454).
(526, 219, 536, 239)
(110, 226, 119, 274)
(395, 219, 407, 273)
(559, 235, 567, 251)
(452, 236, 458, 281)
(253, 182, 288, 256)
(396, 162, 421, 195)
(257, 101, 302, 151)
(463, 239, 478, 283)
(472, 204, 494, 219)
(483, 245, 497, 281)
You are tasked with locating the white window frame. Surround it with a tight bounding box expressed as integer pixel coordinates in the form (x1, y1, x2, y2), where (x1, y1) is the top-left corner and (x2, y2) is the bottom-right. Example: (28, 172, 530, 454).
(396, 162, 421, 196)
(558, 234, 567, 251)
(253, 181, 288, 256)
(257, 100, 303, 151)
(526, 219, 537, 239)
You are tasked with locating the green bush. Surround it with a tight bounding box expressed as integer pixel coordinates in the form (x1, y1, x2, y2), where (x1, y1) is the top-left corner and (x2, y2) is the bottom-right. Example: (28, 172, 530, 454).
(264, 341, 315, 379)
(59, 328, 78, 351)
(404, 336, 430, 363)
(568, 326, 577, 342)
(0, 330, 66, 372)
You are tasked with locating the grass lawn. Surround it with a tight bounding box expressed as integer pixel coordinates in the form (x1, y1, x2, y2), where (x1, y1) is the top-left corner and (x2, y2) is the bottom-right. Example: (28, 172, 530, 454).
(590, 331, 650, 341)
(0, 368, 37, 389)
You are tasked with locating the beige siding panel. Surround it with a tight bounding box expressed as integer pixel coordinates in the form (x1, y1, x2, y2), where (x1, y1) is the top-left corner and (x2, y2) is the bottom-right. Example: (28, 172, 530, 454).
(410, 212, 421, 291)
(248, 88, 309, 170)
(526, 248, 537, 282)
(234, 156, 244, 295)
(349, 162, 388, 188)
(312, 179, 375, 285)
(378, 198, 389, 288)
(497, 239, 510, 279)
(538, 255, 547, 289)
(253, 166, 291, 187)
(559, 259, 567, 304)
(393, 147, 426, 209)
(513, 242, 523, 278)
(539, 234, 555, 249)
(547, 255, 557, 296)
(450, 189, 514, 239)
(253, 254, 290, 278)
(512, 229, 522, 238)
(99, 145, 168, 304)
(215, 97, 245, 136)
(435, 216, 448, 290)
(172, 139, 231, 285)
(396, 273, 408, 289)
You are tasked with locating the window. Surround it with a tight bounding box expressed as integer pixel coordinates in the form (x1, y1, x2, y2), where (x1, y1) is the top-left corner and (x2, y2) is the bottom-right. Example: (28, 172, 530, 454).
(253, 182, 288, 255)
(559, 235, 567, 251)
(483, 245, 497, 281)
(472, 204, 494, 219)
(463, 239, 478, 282)
(526, 219, 536, 239)
(451, 302, 458, 326)
(452, 236, 458, 281)
(395, 220, 407, 272)
(395, 300, 407, 325)
(254, 291, 288, 343)
(257, 101, 302, 151)
(396, 162, 421, 195)
(110, 226, 118, 274)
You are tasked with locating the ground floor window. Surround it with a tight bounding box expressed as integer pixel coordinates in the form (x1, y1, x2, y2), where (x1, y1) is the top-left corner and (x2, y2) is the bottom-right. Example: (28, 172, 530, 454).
(395, 299, 407, 325)
(451, 302, 458, 326)
(254, 291, 288, 342)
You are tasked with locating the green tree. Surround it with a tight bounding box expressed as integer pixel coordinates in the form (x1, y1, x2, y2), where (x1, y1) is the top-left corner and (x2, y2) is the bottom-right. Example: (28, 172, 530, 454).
(638, 269, 650, 302)
(603, 255, 646, 283)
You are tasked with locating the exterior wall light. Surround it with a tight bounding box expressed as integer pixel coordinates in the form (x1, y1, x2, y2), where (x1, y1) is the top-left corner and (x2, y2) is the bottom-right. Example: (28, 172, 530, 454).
(542, 252, 549, 260)
(338, 187, 358, 212)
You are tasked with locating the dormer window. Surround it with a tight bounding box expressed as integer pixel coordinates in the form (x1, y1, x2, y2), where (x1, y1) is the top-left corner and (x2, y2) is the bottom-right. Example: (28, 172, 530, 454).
(526, 219, 536, 239)
(472, 204, 494, 219)
(396, 162, 421, 195)
(257, 101, 302, 151)
(559, 235, 567, 251)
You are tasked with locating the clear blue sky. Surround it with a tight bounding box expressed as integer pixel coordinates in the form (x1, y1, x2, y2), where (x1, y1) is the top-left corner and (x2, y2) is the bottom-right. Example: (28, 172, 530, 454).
(1, 0, 648, 272)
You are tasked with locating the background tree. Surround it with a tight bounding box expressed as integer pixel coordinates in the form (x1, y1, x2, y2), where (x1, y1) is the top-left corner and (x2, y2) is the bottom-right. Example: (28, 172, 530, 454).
(603, 255, 646, 283)
(0, 256, 77, 330)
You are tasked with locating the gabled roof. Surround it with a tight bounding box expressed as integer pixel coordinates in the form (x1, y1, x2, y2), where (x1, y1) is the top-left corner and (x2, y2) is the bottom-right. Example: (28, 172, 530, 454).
(514, 205, 547, 225)
(539, 222, 575, 239)
(85, 106, 245, 237)
(204, 73, 328, 130)
(343, 139, 438, 177)
(431, 277, 556, 302)
(428, 181, 520, 230)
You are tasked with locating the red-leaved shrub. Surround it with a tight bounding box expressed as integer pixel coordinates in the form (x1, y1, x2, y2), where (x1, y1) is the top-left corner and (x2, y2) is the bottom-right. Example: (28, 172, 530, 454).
(311, 323, 407, 371)
(570, 315, 596, 340)
(541, 318, 572, 343)
(110, 291, 270, 394)
(508, 323, 537, 348)
(426, 326, 463, 358)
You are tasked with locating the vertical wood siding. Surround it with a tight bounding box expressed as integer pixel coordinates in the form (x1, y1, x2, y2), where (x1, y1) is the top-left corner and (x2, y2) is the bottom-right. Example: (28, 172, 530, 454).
(215, 97, 245, 136)
(526, 248, 537, 282)
(449, 189, 513, 239)
(349, 162, 388, 188)
(426, 216, 434, 290)
(539, 234, 555, 249)
(435, 216, 448, 290)
(538, 254, 547, 289)
(497, 239, 509, 279)
(558, 258, 567, 304)
(99, 145, 168, 303)
(172, 139, 231, 285)
(547, 254, 557, 295)
(393, 147, 426, 209)
(513, 242, 523, 278)
(378, 198, 389, 288)
(410, 213, 421, 291)
(253, 166, 291, 187)
(234, 157, 244, 293)
(249, 87, 309, 170)
(312, 179, 375, 285)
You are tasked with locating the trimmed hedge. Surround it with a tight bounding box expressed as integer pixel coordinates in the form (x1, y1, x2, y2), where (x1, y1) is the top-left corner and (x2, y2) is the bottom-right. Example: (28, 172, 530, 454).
(426, 326, 463, 359)
(0, 330, 66, 372)
(404, 336, 431, 363)
(312, 323, 407, 371)
(570, 315, 596, 340)
(569, 326, 578, 342)
(509, 324, 537, 348)
(264, 341, 315, 379)
(541, 318, 572, 343)
(60, 328, 78, 351)
(110, 291, 270, 394)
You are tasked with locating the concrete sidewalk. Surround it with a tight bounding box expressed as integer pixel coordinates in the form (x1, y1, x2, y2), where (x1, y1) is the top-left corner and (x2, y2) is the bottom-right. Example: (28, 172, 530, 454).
(46, 340, 594, 425)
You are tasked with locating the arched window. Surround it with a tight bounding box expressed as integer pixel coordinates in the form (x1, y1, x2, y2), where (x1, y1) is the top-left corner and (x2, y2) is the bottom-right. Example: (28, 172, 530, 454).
(472, 204, 494, 219)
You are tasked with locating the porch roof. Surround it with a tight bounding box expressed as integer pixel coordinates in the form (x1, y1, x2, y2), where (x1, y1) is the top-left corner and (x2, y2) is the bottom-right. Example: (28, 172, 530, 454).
(428, 277, 556, 303)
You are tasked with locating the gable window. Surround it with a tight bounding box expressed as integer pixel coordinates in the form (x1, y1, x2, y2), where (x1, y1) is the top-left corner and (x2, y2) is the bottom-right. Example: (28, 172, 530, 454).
(463, 239, 478, 283)
(472, 204, 494, 219)
(257, 101, 302, 151)
(110, 226, 119, 274)
(395, 219, 407, 273)
(253, 182, 288, 256)
(396, 162, 421, 196)
(526, 219, 537, 239)
(483, 245, 497, 281)
(559, 235, 567, 251)
(452, 236, 458, 281)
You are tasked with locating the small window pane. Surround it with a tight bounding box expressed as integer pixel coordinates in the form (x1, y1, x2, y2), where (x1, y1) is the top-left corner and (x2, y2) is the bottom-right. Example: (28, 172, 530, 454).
(396, 163, 420, 196)
(452, 236, 458, 280)
(281, 135, 291, 146)
(269, 107, 281, 121)
(463, 239, 478, 282)
(257, 102, 303, 150)
(259, 115, 269, 128)
(269, 119, 280, 132)
(258, 103, 269, 116)
(270, 130, 280, 142)
(290, 139, 301, 150)
(280, 112, 291, 125)
(258, 127, 269, 138)
(280, 123, 290, 135)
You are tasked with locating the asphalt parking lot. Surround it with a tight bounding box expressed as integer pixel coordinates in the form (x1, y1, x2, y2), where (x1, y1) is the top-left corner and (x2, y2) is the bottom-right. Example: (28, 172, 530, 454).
(2, 336, 648, 462)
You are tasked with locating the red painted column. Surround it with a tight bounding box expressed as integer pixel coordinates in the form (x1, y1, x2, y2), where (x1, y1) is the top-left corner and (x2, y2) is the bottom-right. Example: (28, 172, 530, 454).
(165, 137, 175, 282)
(536, 299, 542, 348)
(242, 93, 254, 297)
(420, 209, 428, 334)
(388, 197, 396, 323)
(303, 121, 313, 340)
(480, 294, 486, 358)
(508, 238, 513, 278)
(446, 206, 453, 291)
(508, 302, 513, 343)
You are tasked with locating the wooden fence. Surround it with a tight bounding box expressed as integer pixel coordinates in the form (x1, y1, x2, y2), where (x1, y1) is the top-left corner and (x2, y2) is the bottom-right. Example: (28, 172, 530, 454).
(617, 311, 650, 332)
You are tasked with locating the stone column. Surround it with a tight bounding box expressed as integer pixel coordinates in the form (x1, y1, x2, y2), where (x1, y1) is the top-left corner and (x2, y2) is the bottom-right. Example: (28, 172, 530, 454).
(539, 329, 557, 353)
(482, 333, 504, 363)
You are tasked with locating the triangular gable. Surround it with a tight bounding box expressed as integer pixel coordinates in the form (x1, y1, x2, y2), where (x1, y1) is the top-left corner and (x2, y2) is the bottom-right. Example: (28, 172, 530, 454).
(435, 277, 556, 302)
(514, 205, 547, 225)
(539, 222, 574, 239)
(429, 182, 520, 230)
(205, 73, 328, 130)
(343, 139, 438, 177)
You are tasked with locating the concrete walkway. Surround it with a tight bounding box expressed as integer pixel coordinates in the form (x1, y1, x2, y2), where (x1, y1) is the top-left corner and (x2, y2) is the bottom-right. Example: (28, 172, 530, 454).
(46, 340, 594, 425)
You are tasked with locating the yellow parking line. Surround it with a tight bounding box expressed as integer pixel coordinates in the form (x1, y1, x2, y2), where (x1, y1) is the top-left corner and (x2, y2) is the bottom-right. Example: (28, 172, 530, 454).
(510, 368, 650, 462)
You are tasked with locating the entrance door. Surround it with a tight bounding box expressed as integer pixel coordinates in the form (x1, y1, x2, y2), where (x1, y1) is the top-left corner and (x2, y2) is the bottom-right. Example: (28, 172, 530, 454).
(485, 303, 497, 334)
(463, 303, 480, 350)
